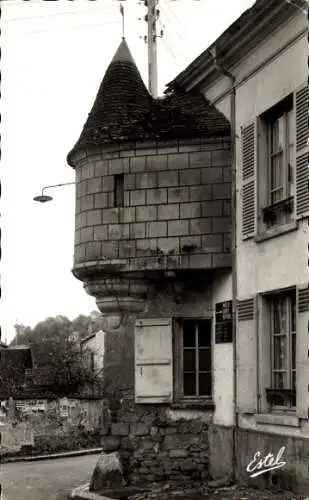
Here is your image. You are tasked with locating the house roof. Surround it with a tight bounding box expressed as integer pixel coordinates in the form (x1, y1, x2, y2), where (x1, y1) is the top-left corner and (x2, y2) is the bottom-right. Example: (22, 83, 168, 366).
(67, 39, 230, 166)
(165, 0, 299, 92)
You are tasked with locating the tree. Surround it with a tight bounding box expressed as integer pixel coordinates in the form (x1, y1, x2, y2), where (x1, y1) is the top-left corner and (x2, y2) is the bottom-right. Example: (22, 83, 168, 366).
(9, 314, 104, 398)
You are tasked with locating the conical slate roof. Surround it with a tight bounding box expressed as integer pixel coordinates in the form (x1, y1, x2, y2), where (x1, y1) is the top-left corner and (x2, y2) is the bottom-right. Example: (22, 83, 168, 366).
(67, 40, 230, 166)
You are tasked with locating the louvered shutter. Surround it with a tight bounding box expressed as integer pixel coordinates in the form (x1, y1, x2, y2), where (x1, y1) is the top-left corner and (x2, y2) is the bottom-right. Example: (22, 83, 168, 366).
(297, 286, 309, 418)
(236, 297, 257, 413)
(241, 123, 256, 239)
(295, 84, 309, 218)
(134, 318, 173, 404)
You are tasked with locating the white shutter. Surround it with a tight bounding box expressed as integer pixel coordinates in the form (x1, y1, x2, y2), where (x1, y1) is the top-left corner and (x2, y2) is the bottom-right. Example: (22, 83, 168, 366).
(294, 84, 309, 218)
(134, 318, 173, 404)
(237, 298, 257, 413)
(241, 122, 256, 239)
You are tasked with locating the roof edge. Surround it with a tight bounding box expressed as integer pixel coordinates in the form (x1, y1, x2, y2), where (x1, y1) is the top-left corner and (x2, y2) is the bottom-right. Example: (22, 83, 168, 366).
(166, 0, 299, 92)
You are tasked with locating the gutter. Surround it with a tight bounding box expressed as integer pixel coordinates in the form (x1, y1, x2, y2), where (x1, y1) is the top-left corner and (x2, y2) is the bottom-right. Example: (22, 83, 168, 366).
(208, 49, 238, 482)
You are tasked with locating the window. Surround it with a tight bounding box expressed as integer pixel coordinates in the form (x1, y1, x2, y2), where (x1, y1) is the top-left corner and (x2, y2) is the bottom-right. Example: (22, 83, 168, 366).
(178, 320, 212, 399)
(260, 95, 295, 228)
(114, 174, 124, 207)
(266, 291, 296, 409)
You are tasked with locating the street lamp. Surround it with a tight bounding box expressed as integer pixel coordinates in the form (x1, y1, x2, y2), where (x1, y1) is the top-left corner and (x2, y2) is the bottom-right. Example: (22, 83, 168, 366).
(33, 182, 76, 203)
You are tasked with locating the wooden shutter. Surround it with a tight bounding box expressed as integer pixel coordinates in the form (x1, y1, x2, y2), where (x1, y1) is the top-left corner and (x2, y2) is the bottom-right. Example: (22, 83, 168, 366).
(134, 318, 173, 404)
(236, 297, 257, 413)
(295, 84, 309, 218)
(297, 286, 309, 418)
(241, 122, 256, 239)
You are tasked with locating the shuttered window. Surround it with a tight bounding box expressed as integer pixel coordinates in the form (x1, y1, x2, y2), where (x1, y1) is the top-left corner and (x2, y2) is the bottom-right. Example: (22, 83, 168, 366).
(134, 318, 173, 404)
(241, 123, 256, 238)
(295, 84, 309, 217)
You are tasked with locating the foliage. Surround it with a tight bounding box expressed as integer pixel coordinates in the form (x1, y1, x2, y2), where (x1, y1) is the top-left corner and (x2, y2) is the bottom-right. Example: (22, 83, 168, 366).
(7, 312, 104, 398)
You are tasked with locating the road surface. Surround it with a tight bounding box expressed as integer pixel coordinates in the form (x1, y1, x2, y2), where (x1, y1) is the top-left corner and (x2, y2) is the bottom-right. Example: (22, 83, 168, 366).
(1, 453, 100, 500)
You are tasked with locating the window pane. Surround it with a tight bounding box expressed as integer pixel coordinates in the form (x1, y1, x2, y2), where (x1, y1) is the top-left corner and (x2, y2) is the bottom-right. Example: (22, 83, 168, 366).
(271, 117, 284, 153)
(199, 348, 211, 371)
(199, 373, 212, 396)
(183, 322, 196, 347)
(273, 299, 287, 334)
(273, 335, 286, 370)
(183, 373, 196, 396)
(287, 110, 294, 147)
(183, 349, 196, 371)
(198, 321, 211, 347)
(274, 372, 286, 389)
(291, 333, 296, 371)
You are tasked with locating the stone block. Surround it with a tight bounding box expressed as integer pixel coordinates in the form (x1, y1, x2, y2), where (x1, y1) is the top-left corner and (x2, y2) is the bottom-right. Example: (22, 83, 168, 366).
(146, 221, 167, 238)
(162, 435, 183, 450)
(157, 237, 179, 253)
(130, 190, 146, 206)
(146, 154, 167, 171)
(201, 234, 223, 253)
(136, 238, 157, 255)
(200, 200, 222, 217)
(138, 439, 154, 451)
(90, 451, 124, 491)
(189, 151, 211, 168)
(130, 156, 146, 173)
(76, 212, 86, 229)
(189, 254, 212, 269)
(80, 194, 94, 211)
(180, 202, 201, 219)
(124, 192, 130, 207)
(180, 235, 201, 250)
(81, 164, 95, 180)
(146, 188, 167, 205)
(168, 220, 189, 237)
(109, 224, 123, 240)
(102, 176, 114, 192)
(102, 241, 119, 258)
(223, 233, 231, 252)
(94, 161, 109, 177)
(87, 177, 102, 194)
(213, 183, 231, 200)
(75, 229, 81, 245)
(201, 167, 223, 184)
(136, 205, 157, 222)
(94, 225, 108, 241)
(212, 217, 231, 233)
(190, 218, 212, 235)
(223, 200, 231, 216)
(124, 174, 136, 190)
(86, 209, 102, 226)
(109, 157, 129, 175)
(168, 187, 189, 203)
(121, 206, 136, 223)
(111, 423, 129, 436)
(85, 242, 102, 260)
(135, 172, 157, 189)
(157, 170, 179, 187)
(94, 193, 109, 209)
(158, 204, 180, 220)
(130, 223, 146, 239)
(103, 208, 119, 224)
(80, 227, 94, 242)
(168, 152, 189, 170)
(78, 180, 88, 197)
(190, 185, 212, 201)
(180, 169, 201, 186)
(223, 167, 232, 183)
(169, 449, 189, 458)
(211, 149, 231, 165)
(212, 253, 231, 267)
(74, 244, 86, 262)
(130, 423, 150, 436)
(118, 240, 136, 258)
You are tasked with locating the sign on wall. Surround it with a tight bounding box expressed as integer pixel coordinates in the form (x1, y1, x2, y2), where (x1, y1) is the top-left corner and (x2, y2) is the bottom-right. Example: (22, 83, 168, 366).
(215, 301, 233, 343)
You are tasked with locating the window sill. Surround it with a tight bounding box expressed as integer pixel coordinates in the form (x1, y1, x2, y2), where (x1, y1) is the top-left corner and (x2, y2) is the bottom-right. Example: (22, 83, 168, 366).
(171, 399, 215, 411)
(254, 412, 300, 428)
(254, 220, 298, 243)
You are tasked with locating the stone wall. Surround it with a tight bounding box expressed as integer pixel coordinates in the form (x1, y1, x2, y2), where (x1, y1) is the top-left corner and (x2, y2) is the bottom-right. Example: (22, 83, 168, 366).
(101, 399, 210, 485)
(74, 137, 231, 272)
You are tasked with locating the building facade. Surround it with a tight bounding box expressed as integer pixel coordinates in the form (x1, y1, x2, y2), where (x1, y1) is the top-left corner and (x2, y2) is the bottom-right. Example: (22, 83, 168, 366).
(67, 0, 308, 494)
(167, 0, 308, 492)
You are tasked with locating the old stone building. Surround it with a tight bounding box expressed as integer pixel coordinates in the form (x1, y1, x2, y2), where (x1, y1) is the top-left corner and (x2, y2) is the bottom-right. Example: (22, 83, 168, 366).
(67, 0, 308, 494)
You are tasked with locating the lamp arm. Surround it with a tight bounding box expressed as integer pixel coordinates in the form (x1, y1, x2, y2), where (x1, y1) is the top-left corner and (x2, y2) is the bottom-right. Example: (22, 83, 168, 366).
(41, 182, 76, 196)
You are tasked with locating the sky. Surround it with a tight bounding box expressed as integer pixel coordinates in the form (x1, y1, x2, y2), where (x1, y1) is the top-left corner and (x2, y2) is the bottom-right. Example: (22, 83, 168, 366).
(1, 0, 255, 343)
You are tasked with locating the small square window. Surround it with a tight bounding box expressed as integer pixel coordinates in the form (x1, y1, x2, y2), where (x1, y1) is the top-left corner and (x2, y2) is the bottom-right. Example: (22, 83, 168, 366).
(114, 174, 124, 207)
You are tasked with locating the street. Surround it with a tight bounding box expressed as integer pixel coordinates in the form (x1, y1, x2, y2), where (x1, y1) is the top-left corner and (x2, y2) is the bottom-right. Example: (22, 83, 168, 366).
(1, 454, 100, 500)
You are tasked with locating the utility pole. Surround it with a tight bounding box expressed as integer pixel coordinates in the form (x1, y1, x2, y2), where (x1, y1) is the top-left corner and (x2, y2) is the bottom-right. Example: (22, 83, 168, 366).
(145, 0, 159, 97)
